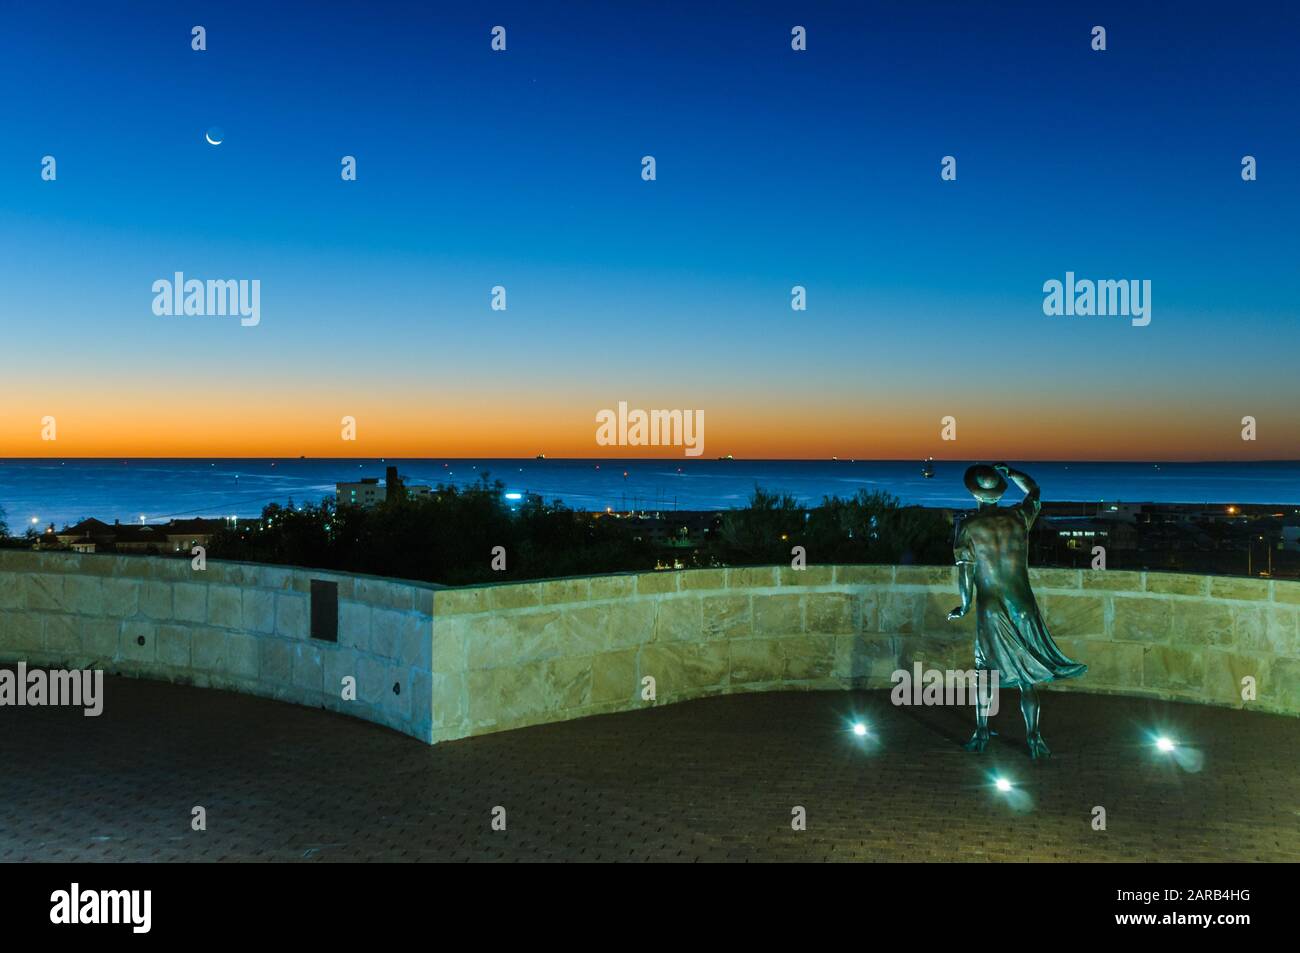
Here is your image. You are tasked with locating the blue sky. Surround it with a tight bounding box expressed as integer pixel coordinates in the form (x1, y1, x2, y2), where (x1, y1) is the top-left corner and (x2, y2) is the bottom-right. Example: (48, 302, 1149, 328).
(1, 1, 1297, 458)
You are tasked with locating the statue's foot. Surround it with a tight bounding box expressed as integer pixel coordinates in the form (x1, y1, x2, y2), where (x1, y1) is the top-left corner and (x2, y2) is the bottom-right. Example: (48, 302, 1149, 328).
(1027, 733, 1051, 760)
(963, 729, 991, 753)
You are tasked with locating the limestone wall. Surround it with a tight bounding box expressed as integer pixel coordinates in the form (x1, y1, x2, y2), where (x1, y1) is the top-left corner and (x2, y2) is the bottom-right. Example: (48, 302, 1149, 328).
(428, 565, 1300, 742)
(0, 551, 436, 741)
(2, 552, 1296, 746)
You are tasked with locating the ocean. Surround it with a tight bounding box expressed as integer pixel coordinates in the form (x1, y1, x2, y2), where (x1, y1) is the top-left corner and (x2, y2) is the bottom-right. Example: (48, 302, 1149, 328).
(1, 458, 1298, 530)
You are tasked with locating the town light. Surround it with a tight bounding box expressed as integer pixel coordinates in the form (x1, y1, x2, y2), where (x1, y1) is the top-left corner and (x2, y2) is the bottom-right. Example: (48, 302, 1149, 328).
(995, 777, 1012, 793)
(852, 722, 868, 737)
(1156, 736, 1175, 753)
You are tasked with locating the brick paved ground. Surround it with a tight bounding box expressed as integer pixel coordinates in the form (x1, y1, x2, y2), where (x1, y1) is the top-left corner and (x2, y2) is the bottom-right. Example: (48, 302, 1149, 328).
(1, 674, 1296, 862)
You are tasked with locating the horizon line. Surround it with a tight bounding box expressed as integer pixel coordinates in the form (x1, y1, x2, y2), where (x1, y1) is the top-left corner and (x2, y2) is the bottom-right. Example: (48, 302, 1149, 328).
(2, 456, 1299, 465)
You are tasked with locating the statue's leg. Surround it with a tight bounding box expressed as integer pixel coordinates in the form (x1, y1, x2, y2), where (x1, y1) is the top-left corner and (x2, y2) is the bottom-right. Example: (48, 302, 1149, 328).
(1021, 684, 1050, 758)
(963, 677, 991, 752)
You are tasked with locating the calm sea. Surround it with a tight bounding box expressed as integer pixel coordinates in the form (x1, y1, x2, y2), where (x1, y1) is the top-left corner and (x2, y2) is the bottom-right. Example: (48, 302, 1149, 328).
(1, 458, 1298, 528)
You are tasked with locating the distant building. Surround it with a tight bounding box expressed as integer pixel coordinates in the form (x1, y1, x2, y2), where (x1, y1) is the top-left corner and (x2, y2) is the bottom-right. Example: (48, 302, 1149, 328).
(1046, 517, 1138, 551)
(336, 468, 431, 510)
(51, 517, 224, 555)
(164, 518, 224, 553)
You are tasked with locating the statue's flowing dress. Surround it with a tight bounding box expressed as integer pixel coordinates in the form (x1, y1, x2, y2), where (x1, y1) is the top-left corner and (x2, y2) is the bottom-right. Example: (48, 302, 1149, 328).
(954, 500, 1087, 689)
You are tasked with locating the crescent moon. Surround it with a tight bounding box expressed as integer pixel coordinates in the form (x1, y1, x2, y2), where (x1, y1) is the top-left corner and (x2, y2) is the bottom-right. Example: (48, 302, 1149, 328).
(205, 131, 223, 146)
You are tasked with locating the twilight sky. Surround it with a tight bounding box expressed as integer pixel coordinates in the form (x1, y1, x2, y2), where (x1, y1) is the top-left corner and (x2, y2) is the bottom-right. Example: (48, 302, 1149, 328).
(1, 1, 1297, 460)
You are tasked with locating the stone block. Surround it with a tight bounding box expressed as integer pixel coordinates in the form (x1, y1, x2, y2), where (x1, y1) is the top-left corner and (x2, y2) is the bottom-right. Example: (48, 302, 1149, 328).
(24, 574, 64, 611)
(538, 577, 590, 605)
(100, 578, 140, 618)
(275, 592, 308, 639)
(921, 592, 972, 635)
(1145, 572, 1208, 596)
(1202, 649, 1268, 707)
(777, 565, 834, 587)
(1111, 596, 1173, 643)
(894, 566, 954, 587)
(1209, 576, 1270, 601)
(876, 590, 921, 634)
(543, 656, 591, 711)
(805, 592, 855, 635)
(370, 608, 408, 659)
(1029, 568, 1082, 590)
(354, 577, 414, 611)
(833, 635, 901, 681)
(44, 614, 81, 655)
(320, 645, 353, 698)
(654, 595, 703, 642)
(241, 589, 276, 634)
(80, 619, 120, 660)
(599, 601, 656, 651)
(173, 583, 207, 623)
(63, 576, 104, 615)
(635, 572, 678, 595)
(1141, 645, 1204, 693)
(487, 583, 541, 610)
(399, 614, 432, 670)
(121, 620, 156, 662)
(466, 663, 546, 728)
(680, 569, 726, 591)
(1054, 638, 1140, 687)
(227, 632, 259, 678)
(639, 642, 729, 694)
(434, 587, 488, 615)
(431, 616, 468, 673)
(206, 584, 243, 629)
(1038, 593, 1105, 638)
(702, 594, 751, 640)
(339, 601, 372, 652)
(588, 575, 635, 601)
(781, 634, 836, 681)
(431, 672, 466, 729)
(192, 628, 227, 671)
(752, 593, 802, 637)
(591, 648, 638, 704)
(157, 625, 192, 668)
(1080, 569, 1142, 591)
(835, 565, 893, 586)
(730, 638, 785, 684)
(727, 567, 777, 589)
(293, 643, 325, 692)
(140, 581, 173, 619)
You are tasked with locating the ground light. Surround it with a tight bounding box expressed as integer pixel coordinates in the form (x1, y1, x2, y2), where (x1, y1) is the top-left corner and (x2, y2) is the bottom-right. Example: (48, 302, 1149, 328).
(1148, 730, 1204, 772)
(852, 722, 868, 737)
(988, 772, 1032, 812)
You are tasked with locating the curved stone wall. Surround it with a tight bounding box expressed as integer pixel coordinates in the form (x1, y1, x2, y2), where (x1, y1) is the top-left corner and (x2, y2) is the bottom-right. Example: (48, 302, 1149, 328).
(2, 552, 1296, 745)
(428, 565, 1300, 741)
(0, 551, 436, 741)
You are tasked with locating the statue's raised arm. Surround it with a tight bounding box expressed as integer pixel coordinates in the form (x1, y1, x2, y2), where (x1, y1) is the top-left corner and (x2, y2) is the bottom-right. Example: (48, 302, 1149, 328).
(994, 462, 1041, 529)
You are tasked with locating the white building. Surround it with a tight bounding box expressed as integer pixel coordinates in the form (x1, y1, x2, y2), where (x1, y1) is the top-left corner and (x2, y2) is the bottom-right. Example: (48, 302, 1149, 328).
(336, 477, 432, 509)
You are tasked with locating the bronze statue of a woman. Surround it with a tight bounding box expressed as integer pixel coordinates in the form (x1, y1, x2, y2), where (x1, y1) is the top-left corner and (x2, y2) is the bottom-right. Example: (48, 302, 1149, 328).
(947, 463, 1087, 758)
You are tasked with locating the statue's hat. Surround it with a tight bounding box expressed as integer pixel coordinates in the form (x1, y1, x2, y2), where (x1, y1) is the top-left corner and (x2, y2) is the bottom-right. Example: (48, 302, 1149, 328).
(964, 464, 1007, 503)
